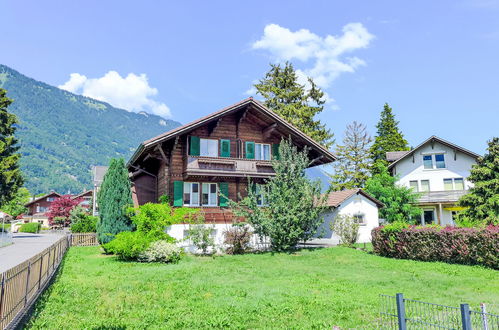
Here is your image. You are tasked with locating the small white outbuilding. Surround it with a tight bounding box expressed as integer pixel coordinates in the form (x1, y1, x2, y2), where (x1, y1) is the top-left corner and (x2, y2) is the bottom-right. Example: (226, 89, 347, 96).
(314, 189, 384, 245)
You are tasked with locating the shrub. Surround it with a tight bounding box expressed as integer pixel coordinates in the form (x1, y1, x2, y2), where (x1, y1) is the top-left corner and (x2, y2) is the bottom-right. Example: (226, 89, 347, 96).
(330, 214, 360, 247)
(372, 225, 499, 269)
(187, 224, 215, 254)
(104, 231, 159, 260)
(138, 240, 181, 263)
(223, 225, 253, 254)
(70, 206, 98, 232)
(19, 222, 41, 233)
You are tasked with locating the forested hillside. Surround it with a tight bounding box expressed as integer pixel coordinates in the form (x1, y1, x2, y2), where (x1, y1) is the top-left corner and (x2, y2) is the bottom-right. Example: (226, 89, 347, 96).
(0, 64, 181, 194)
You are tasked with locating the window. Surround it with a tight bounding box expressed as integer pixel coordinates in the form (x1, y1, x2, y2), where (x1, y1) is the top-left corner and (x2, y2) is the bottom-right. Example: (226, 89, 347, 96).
(255, 184, 268, 206)
(409, 181, 419, 192)
(435, 154, 445, 168)
(200, 139, 218, 157)
(454, 178, 464, 190)
(202, 183, 217, 206)
(353, 213, 366, 225)
(443, 178, 454, 191)
(183, 182, 199, 206)
(47, 197, 56, 202)
(423, 155, 433, 169)
(420, 180, 430, 192)
(255, 143, 271, 160)
(444, 178, 465, 191)
(422, 209, 435, 225)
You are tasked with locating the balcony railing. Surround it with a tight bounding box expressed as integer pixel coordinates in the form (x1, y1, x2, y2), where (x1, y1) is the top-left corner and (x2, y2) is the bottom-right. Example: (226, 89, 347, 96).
(185, 156, 275, 178)
(418, 190, 469, 203)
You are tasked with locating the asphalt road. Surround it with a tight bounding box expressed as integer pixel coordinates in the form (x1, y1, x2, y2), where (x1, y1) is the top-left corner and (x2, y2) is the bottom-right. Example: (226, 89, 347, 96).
(0, 233, 64, 273)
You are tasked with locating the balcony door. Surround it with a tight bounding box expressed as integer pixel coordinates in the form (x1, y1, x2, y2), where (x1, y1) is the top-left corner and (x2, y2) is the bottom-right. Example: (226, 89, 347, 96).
(421, 208, 436, 225)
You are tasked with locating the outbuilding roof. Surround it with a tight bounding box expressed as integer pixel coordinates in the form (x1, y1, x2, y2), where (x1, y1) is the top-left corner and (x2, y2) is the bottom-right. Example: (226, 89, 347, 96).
(24, 192, 61, 207)
(325, 189, 384, 208)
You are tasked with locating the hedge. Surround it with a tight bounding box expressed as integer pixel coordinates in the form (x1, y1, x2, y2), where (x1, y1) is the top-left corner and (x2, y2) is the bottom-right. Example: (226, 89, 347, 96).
(372, 224, 499, 269)
(19, 222, 41, 233)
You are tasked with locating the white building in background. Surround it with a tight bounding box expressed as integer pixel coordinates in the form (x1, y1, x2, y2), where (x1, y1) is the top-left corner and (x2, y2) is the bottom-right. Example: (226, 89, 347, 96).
(387, 136, 479, 226)
(315, 189, 384, 244)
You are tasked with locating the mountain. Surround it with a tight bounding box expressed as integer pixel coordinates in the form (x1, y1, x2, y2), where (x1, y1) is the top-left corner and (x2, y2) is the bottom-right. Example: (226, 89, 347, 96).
(0, 64, 181, 194)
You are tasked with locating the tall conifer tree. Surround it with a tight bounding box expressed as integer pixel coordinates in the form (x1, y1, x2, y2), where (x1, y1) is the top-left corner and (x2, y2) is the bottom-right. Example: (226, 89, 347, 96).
(330, 121, 372, 189)
(254, 62, 335, 148)
(457, 137, 499, 225)
(0, 88, 23, 206)
(97, 158, 134, 244)
(370, 103, 409, 171)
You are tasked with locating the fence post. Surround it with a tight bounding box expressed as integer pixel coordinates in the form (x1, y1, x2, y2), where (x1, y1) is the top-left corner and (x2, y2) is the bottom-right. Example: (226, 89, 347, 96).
(480, 303, 489, 330)
(0, 273, 5, 320)
(460, 304, 472, 330)
(37, 254, 43, 290)
(396, 293, 407, 330)
(24, 261, 31, 307)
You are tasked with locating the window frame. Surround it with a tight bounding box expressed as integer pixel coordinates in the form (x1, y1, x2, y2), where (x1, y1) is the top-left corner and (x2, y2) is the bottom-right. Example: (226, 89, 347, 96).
(409, 180, 419, 192)
(255, 184, 268, 207)
(201, 182, 218, 207)
(420, 180, 430, 192)
(353, 213, 367, 226)
(422, 153, 446, 170)
(183, 182, 200, 207)
(255, 143, 271, 161)
(443, 178, 465, 191)
(199, 138, 219, 157)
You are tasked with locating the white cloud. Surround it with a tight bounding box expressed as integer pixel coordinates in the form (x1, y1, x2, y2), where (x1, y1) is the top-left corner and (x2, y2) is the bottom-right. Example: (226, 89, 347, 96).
(250, 23, 374, 108)
(59, 71, 171, 118)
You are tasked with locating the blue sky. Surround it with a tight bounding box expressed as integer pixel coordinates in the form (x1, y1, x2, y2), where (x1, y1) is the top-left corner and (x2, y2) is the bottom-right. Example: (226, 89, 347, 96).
(2, 0, 498, 153)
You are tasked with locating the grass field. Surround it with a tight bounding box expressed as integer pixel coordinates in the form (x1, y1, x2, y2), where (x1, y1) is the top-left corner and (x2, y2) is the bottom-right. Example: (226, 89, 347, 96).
(26, 246, 498, 329)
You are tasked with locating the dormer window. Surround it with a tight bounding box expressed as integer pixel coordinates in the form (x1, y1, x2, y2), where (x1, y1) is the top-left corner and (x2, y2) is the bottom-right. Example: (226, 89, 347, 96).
(423, 153, 446, 169)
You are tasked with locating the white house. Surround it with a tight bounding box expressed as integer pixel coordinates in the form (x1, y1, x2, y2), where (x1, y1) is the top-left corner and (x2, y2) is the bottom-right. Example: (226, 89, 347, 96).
(314, 189, 384, 244)
(387, 136, 479, 226)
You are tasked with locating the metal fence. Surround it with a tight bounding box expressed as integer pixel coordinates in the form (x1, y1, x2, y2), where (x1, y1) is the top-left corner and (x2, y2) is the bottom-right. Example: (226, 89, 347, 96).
(0, 236, 70, 330)
(380, 293, 499, 329)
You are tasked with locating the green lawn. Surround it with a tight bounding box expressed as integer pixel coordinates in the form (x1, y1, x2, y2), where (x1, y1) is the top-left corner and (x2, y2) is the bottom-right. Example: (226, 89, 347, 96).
(27, 246, 498, 329)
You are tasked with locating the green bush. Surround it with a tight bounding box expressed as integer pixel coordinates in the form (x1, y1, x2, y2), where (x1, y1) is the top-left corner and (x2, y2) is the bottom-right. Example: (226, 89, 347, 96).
(330, 214, 359, 247)
(187, 224, 215, 254)
(138, 240, 181, 263)
(223, 225, 253, 254)
(372, 225, 499, 269)
(104, 231, 157, 260)
(19, 222, 41, 233)
(70, 206, 98, 233)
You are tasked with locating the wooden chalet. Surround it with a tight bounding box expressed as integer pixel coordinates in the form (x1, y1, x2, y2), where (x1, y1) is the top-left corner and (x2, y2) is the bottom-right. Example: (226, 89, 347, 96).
(127, 98, 336, 222)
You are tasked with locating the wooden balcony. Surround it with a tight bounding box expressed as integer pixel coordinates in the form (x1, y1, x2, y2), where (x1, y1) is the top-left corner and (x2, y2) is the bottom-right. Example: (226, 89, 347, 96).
(418, 190, 469, 204)
(184, 156, 275, 178)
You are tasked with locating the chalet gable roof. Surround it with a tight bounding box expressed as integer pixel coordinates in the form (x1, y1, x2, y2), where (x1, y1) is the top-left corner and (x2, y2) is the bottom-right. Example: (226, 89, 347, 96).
(325, 189, 384, 208)
(129, 98, 336, 166)
(387, 135, 480, 170)
(25, 192, 61, 207)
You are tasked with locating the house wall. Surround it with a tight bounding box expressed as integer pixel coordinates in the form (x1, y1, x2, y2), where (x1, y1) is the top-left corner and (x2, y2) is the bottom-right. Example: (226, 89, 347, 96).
(393, 141, 476, 191)
(315, 194, 380, 244)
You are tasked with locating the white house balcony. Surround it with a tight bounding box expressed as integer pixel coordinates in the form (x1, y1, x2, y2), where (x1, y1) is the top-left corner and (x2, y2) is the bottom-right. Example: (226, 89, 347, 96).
(418, 190, 469, 204)
(185, 156, 275, 178)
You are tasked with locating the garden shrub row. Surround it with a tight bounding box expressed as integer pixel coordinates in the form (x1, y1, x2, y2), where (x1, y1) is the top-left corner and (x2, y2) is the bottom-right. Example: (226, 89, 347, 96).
(372, 223, 499, 269)
(19, 222, 41, 233)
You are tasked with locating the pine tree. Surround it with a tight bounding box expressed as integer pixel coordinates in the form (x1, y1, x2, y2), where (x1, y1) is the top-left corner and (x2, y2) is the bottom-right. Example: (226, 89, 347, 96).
(457, 137, 499, 225)
(97, 158, 134, 244)
(330, 121, 372, 190)
(370, 103, 409, 171)
(365, 162, 421, 223)
(254, 62, 335, 148)
(0, 88, 23, 206)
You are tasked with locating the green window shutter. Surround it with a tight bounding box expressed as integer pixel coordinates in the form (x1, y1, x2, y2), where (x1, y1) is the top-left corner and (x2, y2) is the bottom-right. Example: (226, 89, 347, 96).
(173, 181, 183, 206)
(245, 141, 255, 159)
(220, 139, 231, 158)
(189, 136, 200, 156)
(219, 182, 229, 207)
(272, 143, 280, 160)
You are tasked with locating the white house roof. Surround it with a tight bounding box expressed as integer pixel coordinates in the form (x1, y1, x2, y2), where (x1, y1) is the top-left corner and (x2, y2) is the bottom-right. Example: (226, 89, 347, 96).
(387, 136, 480, 170)
(325, 189, 384, 208)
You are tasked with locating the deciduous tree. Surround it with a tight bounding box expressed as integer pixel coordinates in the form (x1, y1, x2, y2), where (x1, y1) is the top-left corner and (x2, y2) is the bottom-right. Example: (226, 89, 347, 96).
(47, 195, 82, 227)
(229, 139, 327, 251)
(457, 137, 499, 226)
(0, 88, 23, 205)
(365, 162, 421, 223)
(0, 187, 30, 217)
(254, 62, 334, 147)
(97, 158, 134, 244)
(330, 121, 372, 189)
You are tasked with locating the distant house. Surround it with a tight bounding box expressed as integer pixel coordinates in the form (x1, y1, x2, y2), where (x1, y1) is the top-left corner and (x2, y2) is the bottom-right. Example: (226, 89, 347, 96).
(387, 136, 479, 225)
(24, 192, 62, 226)
(315, 189, 384, 244)
(92, 165, 108, 216)
(127, 98, 336, 238)
(72, 190, 93, 210)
